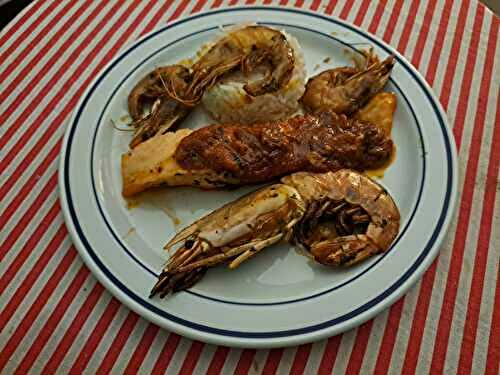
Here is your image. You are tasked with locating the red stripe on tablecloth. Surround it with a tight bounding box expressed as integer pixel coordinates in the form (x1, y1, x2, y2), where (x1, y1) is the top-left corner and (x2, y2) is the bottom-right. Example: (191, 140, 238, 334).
(0, 0, 48, 48)
(410, 0, 438, 67)
(382, 0, 403, 42)
(262, 349, 284, 374)
(339, 0, 354, 20)
(396, 1, 420, 54)
(229, 0, 238, 6)
(142, 1, 175, 34)
(485, 268, 500, 375)
(0, 0, 62, 74)
(353, 0, 371, 26)
(13, 266, 91, 374)
(0, 141, 60, 236)
(0, 180, 59, 293)
(211, 0, 224, 8)
(95, 312, 140, 374)
(294, 0, 305, 8)
(0, 221, 66, 333)
(178, 341, 205, 374)
(309, 0, 321, 11)
(438, 0, 471, 109)
(449, 7, 485, 149)
(278, 0, 288, 6)
(456, 24, 499, 375)
(171, 0, 194, 19)
(318, 336, 342, 374)
(233, 349, 256, 374)
(69, 298, 123, 373)
(0, 0, 123, 166)
(151, 333, 182, 373)
(42, 283, 105, 373)
(345, 320, 374, 374)
(424, 0, 454, 86)
(427, 7, 489, 374)
(377, 1, 473, 370)
(340, 0, 402, 370)
(368, 0, 386, 34)
(0, 0, 96, 113)
(245, 0, 257, 5)
(0, 242, 76, 372)
(123, 324, 160, 374)
(290, 344, 312, 374)
(192, 0, 209, 13)
(206, 346, 230, 374)
(62, 3, 199, 370)
(324, 0, 338, 15)
(373, 298, 405, 374)
(0, 0, 156, 251)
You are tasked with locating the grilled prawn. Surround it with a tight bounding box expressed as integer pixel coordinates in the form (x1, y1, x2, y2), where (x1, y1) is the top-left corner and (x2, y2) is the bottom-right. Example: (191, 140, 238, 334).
(301, 53, 395, 115)
(125, 25, 295, 147)
(150, 169, 400, 297)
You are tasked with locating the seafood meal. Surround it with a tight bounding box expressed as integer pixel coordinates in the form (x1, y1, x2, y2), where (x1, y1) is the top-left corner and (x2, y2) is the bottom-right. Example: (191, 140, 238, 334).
(116, 25, 401, 298)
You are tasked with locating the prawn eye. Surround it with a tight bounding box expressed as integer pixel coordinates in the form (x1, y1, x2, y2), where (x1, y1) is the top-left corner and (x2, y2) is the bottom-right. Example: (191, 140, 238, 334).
(185, 239, 194, 249)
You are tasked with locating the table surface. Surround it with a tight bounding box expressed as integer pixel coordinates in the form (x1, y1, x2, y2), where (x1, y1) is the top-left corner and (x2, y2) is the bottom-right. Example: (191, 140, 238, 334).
(1, 0, 498, 373)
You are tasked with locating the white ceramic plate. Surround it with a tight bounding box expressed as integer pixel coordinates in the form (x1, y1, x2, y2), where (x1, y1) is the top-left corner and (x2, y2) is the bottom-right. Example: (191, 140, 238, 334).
(59, 7, 458, 348)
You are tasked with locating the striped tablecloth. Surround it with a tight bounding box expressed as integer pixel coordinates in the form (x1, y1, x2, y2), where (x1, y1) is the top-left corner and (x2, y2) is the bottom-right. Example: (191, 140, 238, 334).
(1, 1, 498, 373)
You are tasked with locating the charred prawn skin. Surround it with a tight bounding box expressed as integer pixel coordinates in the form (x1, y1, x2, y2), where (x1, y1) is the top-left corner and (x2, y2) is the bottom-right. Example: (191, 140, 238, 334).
(150, 170, 400, 297)
(301, 55, 395, 115)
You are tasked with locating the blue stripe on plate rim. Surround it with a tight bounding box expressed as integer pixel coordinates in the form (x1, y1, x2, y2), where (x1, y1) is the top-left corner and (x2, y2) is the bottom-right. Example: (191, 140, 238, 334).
(61, 7, 454, 339)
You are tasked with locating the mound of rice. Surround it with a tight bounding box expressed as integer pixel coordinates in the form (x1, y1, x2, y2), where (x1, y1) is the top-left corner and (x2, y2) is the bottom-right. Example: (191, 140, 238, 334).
(200, 26, 306, 124)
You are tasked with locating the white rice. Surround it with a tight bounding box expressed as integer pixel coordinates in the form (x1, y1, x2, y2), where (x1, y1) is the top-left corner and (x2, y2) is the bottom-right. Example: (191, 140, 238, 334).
(200, 27, 306, 124)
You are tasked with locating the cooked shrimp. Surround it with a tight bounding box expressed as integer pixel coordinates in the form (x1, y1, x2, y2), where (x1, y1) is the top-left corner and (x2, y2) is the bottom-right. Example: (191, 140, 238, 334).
(169, 25, 295, 105)
(150, 169, 400, 297)
(127, 65, 191, 148)
(301, 55, 395, 115)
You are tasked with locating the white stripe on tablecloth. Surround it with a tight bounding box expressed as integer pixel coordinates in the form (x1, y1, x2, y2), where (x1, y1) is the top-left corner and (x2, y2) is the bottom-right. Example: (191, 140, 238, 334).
(437, 13, 495, 374)
(162, 337, 194, 374)
(0, 239, 76, 372)
(0, 0, 68, 69)
(83, 304, 132, 370)
(0, 0, 52, 54)
(332, 329, 357, 374)
(304, 340, 328, 373)
(378, 0, 472, 372)
(0, 0, 182, 368)
(56, 291, 114, 373)
(274, 346, 296, 374)
(385, 0, 411, 46)
(0, 1, 115, 123)
(471, 66, 500, 375)
(192, 344, 218, 374)
(26, 272, 98, 373)
(0, 2, 147, 174)
(476, 212, 499, 374)
(137, 330, 174, 374)
(108, 317, 150, 373)
(0, 1, 98, 92)
(359, 309, 391, 373)
(340, 0, 434, 373)
(0, 217, 65, 344)
(0, 189, 60, 304)
(1, 140, 60, 247)
(424, 5, 495, 373)
(218, 348, 245, 374)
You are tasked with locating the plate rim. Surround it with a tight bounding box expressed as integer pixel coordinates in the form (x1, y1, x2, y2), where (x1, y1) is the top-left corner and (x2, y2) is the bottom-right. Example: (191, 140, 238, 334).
(58, 6, 459, 348)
